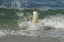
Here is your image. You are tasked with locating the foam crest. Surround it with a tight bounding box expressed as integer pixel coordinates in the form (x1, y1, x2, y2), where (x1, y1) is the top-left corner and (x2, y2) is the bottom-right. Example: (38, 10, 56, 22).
(0, 30, 5, 36)
(18, 20, 53, 30)
(0, 0, 28, 10)
(16, 12, 24, 17)
(41, 14, 64, 28)
(18, 14, 64, 30)
(18, 21, 40, 30)
(0, 30, 38, 36)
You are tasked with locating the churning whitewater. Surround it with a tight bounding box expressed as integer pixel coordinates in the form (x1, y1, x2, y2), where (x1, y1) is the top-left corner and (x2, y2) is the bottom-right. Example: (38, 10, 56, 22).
(18, 14, 64, 30)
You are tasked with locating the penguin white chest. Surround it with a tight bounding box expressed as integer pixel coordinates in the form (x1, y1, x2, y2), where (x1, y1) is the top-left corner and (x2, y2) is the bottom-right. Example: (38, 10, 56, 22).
(32, 11, 38, 23)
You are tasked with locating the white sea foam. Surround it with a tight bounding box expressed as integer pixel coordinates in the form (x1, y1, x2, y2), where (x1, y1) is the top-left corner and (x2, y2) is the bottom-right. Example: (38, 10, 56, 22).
(0, 30, 5, 36)
(19, 21, 45, 30)
(0, 0, 28, 10)
(0, 29, 64, 37)
(41, 14, 64, 28)
(18, 14, 64, 30)
(0, 30, 38, 36)
(18, 20, 53, 30)
(16, 12, 24, 17)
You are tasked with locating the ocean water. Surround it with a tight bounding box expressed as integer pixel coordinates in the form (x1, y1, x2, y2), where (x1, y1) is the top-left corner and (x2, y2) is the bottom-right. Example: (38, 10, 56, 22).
(0, 0, 64, 40)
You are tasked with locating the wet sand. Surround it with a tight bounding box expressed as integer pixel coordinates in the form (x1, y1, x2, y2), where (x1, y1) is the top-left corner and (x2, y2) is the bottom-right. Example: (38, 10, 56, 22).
(0, 35, 63, 42)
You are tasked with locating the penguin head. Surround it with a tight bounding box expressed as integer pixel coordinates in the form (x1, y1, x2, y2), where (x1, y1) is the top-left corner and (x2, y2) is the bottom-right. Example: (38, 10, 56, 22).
(34, 7, 37, 11)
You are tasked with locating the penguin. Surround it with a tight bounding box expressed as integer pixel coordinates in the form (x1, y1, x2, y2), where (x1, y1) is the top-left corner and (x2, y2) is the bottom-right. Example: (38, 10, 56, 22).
(27, 7, 39, 23)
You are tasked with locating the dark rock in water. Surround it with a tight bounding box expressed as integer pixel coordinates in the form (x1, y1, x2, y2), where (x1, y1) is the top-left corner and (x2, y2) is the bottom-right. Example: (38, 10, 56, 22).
(43, 26, 54, 30)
